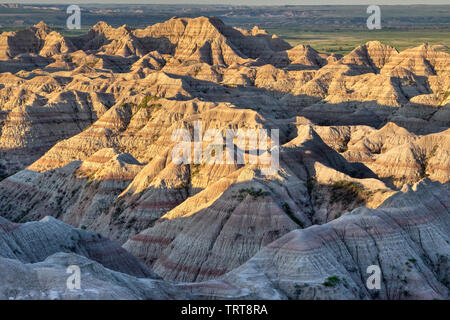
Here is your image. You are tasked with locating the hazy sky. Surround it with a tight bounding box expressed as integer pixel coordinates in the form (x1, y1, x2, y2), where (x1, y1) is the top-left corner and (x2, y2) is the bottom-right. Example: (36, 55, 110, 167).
(3, 1, 449, 5)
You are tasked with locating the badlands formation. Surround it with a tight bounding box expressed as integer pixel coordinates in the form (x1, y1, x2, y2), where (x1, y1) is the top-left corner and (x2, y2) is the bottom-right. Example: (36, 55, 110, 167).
(0, 17, 449, 299)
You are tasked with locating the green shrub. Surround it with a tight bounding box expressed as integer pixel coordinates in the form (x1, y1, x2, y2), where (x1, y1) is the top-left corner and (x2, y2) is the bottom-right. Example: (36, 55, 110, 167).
(306, 178, 315, 194)
(282, 203, 304, 228)
(237, 188, 269, 200)
(330, 180, 365, 205)
(337, 145, 348, 153)
(442, 91, 450, 101)
(137, 95, 161, 110)
(323, 276, 341, 287)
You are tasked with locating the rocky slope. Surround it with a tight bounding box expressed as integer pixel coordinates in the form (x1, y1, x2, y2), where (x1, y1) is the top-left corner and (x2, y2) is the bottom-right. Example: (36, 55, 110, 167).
(1, 179, 448, 300)
(188, 179, 450, 300)
(0, 253, 190, 300)
(0, 19, 448, 178)
(0, 215, 154, 278)
(0, 16, 449, 299)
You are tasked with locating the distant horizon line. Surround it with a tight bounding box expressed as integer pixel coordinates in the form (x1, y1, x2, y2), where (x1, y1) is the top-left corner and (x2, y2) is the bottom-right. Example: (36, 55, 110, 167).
(2, 2, 450, 6)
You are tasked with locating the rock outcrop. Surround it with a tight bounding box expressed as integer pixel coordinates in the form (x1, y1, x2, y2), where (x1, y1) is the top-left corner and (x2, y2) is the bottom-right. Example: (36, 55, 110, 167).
(0, 17, 449, 300)
(0, 253, 191, 300)
(190, 180, 450, 300)
(0, 216, 154, 278)
(1, 179, 448, 300)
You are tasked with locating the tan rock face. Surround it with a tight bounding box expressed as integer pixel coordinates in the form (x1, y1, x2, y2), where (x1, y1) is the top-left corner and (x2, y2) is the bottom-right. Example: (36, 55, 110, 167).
(0, 17, 449, 297)
(0, 22, 75, 60)
(123, 168, 304, 282)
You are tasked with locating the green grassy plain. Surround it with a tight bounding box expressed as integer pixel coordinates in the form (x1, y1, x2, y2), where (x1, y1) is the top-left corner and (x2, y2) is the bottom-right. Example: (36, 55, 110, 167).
(266, 28, 450, 55)
(1, 4, 449, 56)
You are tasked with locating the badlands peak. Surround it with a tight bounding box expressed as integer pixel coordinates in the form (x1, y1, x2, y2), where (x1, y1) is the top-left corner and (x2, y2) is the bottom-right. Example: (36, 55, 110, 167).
(0, 16, 448, 298)
(250, 25, 268, 35)
(92, 20, 114, 33)
(0, 16, 293, 65)
(33, 21, 51, 33)
(339, 40, 398, 72)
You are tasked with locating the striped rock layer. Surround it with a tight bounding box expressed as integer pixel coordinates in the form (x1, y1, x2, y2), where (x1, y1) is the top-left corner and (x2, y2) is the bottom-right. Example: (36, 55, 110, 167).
(0, 17, 448, 299)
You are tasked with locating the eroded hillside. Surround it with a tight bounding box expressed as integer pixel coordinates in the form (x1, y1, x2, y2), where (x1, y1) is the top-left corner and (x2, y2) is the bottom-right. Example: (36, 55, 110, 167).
(0, 17, 448, 299)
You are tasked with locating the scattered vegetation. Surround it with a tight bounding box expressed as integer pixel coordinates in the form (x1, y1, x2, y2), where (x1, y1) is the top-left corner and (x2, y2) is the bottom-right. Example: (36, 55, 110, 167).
(137, 95, 162, 110)
(111, 199, 126, 220)
(237, 188, 269, 200)
(294, 283, 309, 296)
(190, 164, 201, 177)
(125, 217, 137, 229)
(176, 181, 190, 192)
(121, 102, 136, 108)
(281, 202, 304, 228)
(337, 145, 348, 153)
(337, 137, 350, 153)
(306, 178, 315, 194)
(442, 91, 450, 103)
(121, 95, 162, 112)
(85, 58, 99, 68)
(330, 180, 366, 205)
(421, 145, 438, 178)
(323, 276, 341, 287)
